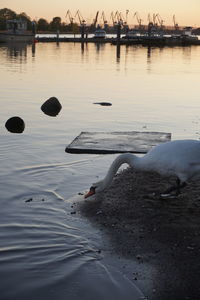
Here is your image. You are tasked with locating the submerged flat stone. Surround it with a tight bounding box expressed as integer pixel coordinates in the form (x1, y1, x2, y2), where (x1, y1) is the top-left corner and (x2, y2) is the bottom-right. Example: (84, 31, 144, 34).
(65, 131, 171, 154)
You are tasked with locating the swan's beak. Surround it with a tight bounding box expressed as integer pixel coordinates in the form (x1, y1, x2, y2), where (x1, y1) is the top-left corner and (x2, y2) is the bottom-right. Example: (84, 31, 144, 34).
(84, 186, 96, 198)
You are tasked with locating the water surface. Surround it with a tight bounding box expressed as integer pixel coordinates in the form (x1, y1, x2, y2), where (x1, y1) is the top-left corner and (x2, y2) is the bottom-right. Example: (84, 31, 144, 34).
(1, 41, 200, 299)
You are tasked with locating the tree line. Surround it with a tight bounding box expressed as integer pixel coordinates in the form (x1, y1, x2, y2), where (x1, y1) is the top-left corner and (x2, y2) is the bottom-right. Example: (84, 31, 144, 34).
(0, 8, 79, 33)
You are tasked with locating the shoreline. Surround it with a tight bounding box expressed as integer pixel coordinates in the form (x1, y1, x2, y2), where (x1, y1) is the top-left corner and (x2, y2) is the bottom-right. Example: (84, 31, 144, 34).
(77, 167, 200, 300)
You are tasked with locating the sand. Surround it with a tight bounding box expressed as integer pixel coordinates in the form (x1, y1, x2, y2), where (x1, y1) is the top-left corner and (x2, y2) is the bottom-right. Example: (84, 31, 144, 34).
(78, 168, 200, 300)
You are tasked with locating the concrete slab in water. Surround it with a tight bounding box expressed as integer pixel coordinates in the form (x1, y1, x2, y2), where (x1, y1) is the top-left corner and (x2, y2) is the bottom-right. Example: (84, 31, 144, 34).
(65, 131, 171, 154)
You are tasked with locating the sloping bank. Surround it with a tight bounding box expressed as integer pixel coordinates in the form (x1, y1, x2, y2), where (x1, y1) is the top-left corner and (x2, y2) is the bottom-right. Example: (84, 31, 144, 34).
(78, 167, 200, 300)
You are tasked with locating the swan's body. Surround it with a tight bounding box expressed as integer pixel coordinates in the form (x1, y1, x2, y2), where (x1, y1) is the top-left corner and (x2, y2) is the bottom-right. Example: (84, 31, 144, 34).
(85, 139, 200, 198)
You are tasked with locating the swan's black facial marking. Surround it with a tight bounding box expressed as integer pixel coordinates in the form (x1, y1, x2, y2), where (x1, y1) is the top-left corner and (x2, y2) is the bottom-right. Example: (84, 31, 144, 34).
(90, 186, 96, 193)
(84, 186, 96, 198)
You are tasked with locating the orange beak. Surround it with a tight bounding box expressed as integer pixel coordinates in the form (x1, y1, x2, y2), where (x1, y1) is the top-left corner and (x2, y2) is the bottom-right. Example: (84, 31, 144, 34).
(84, 186, 96, 198)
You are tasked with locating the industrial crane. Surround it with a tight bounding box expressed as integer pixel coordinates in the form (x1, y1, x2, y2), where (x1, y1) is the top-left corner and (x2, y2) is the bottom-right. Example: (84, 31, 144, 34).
(154, 13, 164, 29)
(65, 10, 74, 24)
(114, 11, 121, 24)
(74, 10, 86, 26)
(118, 10, 129, 33)
(118, 10, 129, 26)
(101, 11, 108, 26)
(152, 13, 157, 25)
(173, 15, 179, 31)
(133, 12, 142, 28)
(110, 11, 120, 26)
(147, 13, 152, 24)
(125, 9, 129, 25)
(118, 12, 124, 25)
(110, 11, 115, 26)
(147, 13, 156, 25)
(92, 11, 99, 28)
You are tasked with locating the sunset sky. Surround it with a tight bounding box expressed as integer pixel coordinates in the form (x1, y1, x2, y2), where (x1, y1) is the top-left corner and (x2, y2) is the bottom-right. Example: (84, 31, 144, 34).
(1, 0, 200, 27)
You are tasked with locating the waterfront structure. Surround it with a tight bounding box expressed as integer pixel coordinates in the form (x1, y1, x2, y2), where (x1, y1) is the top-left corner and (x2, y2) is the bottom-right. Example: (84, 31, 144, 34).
(0, 19, 35, 43)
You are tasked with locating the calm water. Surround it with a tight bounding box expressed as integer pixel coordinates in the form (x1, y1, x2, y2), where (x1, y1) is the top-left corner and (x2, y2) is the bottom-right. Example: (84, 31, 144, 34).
(1, 41, 200, 299)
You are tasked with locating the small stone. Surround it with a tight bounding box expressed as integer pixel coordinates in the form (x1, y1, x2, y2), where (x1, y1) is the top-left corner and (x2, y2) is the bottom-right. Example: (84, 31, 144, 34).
(41, 97, 62, 117)
(5, 116, 25, 133)
(25, 198, 33, 203)
(93, 102, 112, 106)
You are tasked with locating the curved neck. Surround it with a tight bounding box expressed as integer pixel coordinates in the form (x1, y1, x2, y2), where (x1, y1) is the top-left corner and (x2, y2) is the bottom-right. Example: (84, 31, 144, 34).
(101, 153, 139, 190)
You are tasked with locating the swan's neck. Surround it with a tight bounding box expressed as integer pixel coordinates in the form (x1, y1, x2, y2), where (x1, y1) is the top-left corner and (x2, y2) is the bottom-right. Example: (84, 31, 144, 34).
(100, 153, 140, 191)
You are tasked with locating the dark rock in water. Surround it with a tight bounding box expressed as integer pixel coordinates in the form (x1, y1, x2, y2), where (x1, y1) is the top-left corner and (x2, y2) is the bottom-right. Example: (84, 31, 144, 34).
(93, 102, 112, 106)
(5, 116, 25, 133)
(41, 97, 62, 117)
(25, 198, 33, 203)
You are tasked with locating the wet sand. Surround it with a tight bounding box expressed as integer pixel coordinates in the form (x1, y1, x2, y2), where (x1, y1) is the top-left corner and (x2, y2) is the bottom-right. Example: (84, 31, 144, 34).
(78, 168, 200, 300)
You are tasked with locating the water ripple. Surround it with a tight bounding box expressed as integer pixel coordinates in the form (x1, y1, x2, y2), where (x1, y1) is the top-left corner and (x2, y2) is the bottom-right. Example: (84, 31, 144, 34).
(0, 197, 103, 299)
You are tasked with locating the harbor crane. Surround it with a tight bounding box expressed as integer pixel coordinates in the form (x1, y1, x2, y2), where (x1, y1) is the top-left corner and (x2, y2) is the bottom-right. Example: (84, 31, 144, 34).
(125, 9, 129, 25)
(118, 10, 129, 32)
(74, 10, 86, 26)
(147, 13, 152, 24)
(133, 12, 142, 28)
(118, 12, 124, 25)
(110, 11, 115, 26)
(152, 13, 157, 25)
(110, 11, 121, 26)
(110, 10, 128, 27)
(101, 11, 108, 26)
(147, 13, 156, 25)
(65, 10, 74, 24)
(154, 13, 164, 29)
(173, 15, 179, 31)
(118, 10, 129, 26)
(114, 11, 121, 24)
(92, 11, 99, 28)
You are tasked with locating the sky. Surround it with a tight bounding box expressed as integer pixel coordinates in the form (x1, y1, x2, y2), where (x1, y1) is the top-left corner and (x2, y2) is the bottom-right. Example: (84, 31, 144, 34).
(1, 0, 200, 27)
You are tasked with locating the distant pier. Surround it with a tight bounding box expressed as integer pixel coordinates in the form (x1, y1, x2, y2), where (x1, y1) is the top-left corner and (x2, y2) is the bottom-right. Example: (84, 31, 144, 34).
(35, 35, 200, 47)
(36, 36, 114, 43)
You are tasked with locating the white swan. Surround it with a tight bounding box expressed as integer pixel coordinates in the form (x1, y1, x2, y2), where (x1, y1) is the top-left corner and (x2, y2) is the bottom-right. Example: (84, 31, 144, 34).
(84, 139, 200, 198)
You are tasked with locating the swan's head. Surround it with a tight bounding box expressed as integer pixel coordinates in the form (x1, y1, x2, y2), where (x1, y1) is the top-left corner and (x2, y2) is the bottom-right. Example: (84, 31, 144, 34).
(84, 181, 104, 198)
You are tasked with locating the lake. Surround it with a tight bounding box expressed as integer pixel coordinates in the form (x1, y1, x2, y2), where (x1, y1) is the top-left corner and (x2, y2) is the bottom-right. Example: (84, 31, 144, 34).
(1, 41, 200, 299)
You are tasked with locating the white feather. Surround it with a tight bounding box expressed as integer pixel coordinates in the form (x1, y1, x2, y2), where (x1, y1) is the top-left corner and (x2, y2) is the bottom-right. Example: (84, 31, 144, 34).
(92, 139, 200, 193)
